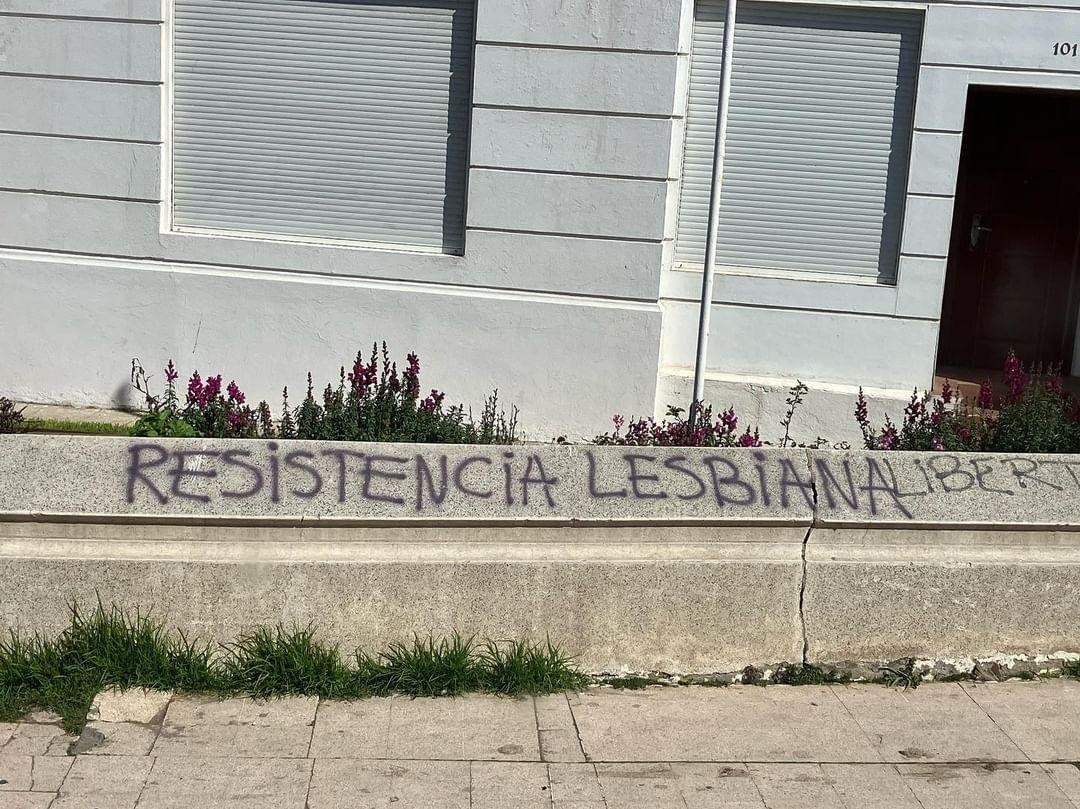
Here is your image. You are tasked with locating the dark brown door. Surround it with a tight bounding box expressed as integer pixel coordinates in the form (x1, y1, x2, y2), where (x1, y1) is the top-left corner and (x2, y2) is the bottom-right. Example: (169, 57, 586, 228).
(938, 87, 1080, 372)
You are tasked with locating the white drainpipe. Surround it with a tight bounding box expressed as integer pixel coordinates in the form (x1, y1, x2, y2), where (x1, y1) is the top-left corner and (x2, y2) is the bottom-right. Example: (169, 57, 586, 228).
(689, 0, 738, 426)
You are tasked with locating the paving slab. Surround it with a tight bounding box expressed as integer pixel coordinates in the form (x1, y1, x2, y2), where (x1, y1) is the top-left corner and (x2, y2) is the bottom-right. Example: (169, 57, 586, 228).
(309, 698, 391, 759)
(570, 687, 880, 762)
(595, 762, 764, 808)
(535, 695, 586, 762)
(961, 680, 1080, 761)
(89, 687, 172, 724)
(1, 724, 76, 756)
(1043, 763, 1080, 803)
(748, 764, 922, 809)
(831, 683, 1029, 762)
(0, 726, 14, 748)
(137, 756, 312, 809)
(0, 794, 55, 809)
(471, 762, 549, 809)
(312, 695, 538, 761)
(898, 762, 1074, 808)
(0, 755, 32, 792)
(307, 759, 469, 809)
(548, 762, 607, 807)
(27, 756, 72, 791)
(154, 695, 317, 758)
(51, 755, 153, 809)
(75, 721, 158, 756)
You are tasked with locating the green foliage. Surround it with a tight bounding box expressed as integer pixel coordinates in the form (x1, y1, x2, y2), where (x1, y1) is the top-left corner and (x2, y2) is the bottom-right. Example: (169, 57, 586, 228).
(771, 663, 849, 686)
(280, 343, 517, 445)
(132, 410, 197, 438)
(0, 604, 585, 732)
(991, 383, 1080, 454)
(130, 344, 518, 445)
(220, 626, 359, 700)
(476, 640, 590, 695)
(0, 397, 25, 434)
(599, 675, 658, 690)
(366, 635, 479, 697)
(856, 351, 1080, 454)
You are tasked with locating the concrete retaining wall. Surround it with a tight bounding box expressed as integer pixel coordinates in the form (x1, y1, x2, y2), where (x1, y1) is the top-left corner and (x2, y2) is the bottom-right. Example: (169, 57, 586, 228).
(1, 436, 1078, 671)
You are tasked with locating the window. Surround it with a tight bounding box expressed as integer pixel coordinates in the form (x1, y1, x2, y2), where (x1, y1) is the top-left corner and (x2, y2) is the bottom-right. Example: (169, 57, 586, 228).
(676, 1, 922, 280)
(171, 0, 474, 254)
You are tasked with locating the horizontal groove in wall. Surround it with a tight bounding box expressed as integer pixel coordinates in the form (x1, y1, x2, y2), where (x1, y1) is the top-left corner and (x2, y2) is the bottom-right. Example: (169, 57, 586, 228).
(906, 191, 955, 200)
(913, 126, 963, 135)
(0, 12, 161, 24)
(469, 165, 675, 182)
(0, 246, 661, 309)
(900, 251, 950, 261)
(472, 103, 681, 121)
(0, 188, 158, 205)
(0, 71, 161, 86)
(922, 62, 1080, 76)
(0, 129, 162, 145)
(659, 294, 935, 322)
(475, 39, 686, 57)
(466, 226, 666, 244)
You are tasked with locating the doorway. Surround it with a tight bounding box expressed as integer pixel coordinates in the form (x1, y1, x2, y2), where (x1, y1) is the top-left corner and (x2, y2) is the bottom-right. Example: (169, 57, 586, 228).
(937, 87, 1080, 376)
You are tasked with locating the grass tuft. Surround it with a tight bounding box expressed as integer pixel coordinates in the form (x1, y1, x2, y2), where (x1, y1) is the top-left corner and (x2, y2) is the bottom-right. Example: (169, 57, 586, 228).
(22, 418, 135, 436)
(222, 626, 359, 699)
(367, 634, 478, 697)
(477, 639, 590, 696)
(0, 604, 586, 731)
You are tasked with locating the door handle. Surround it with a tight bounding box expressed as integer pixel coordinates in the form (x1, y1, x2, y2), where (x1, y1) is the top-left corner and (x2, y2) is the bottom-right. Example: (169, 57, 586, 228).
(970, 214, 992, 249)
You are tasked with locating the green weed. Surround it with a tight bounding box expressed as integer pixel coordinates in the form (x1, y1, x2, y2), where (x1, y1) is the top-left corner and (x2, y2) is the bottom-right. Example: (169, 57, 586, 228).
(0, 605, 586, 732)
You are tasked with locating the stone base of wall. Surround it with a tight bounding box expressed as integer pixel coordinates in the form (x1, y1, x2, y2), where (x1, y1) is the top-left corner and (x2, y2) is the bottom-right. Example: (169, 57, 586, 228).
(5, 520, 1080, 672)
(0, 521, 805, 673)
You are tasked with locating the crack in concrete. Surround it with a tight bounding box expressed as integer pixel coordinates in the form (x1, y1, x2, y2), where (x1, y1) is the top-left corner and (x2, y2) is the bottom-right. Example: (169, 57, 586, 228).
(799, 449, 818, 666)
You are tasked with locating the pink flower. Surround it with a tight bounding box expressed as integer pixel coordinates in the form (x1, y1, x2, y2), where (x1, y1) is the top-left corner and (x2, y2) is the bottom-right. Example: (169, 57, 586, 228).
(164, 360, 179, 384)
(226, 381, 245, 405)
(403, 353, 421, 399)
(940, 380, 953, 405)
(977, 381, 994, 410)
(186, 372, 204, 406)
(931, 436, 945, 451)
(421, 389, 445, 413)
(1003, 351, 1028, 400)
(738, 428, 762, 448)
(204, 375, 222, 403)
(879, 424, 898, 451)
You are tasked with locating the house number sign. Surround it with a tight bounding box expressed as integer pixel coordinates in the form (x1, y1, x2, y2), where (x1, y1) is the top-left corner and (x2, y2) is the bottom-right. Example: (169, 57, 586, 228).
(1053, 42, 1079, 57)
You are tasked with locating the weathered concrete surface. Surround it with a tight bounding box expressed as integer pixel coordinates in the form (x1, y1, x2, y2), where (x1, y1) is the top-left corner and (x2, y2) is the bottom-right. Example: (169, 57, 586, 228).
(0, 436, 814, 525)
(7, 683, 1080, 807)
(809, 449, 1080, 527)
(804, 528, 1080, 662)
(0, 521, 805, 672)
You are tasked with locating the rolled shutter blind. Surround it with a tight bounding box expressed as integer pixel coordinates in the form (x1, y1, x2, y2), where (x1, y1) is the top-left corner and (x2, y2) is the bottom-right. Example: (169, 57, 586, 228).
(172, 0, 473, 253)
(676, 1, 922, 279)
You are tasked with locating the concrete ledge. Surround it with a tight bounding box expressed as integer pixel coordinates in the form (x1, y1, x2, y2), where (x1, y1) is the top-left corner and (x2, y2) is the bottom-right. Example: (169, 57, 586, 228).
(1, 436, 1079, 670)
(0, 437, 814, 525)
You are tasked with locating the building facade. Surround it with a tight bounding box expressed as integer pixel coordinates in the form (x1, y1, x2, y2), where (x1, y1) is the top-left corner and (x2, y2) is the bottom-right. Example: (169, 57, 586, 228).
(2, 0, 1079, 441)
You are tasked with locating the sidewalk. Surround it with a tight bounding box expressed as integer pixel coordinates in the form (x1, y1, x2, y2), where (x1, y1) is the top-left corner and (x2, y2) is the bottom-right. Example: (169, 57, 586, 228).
(3, 680, 1080, 807)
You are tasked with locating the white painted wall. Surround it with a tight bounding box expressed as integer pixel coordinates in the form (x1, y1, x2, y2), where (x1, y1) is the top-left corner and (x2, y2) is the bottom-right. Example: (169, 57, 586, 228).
(1, 0, 1079, 442)
(659, 0, 1080, 442)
